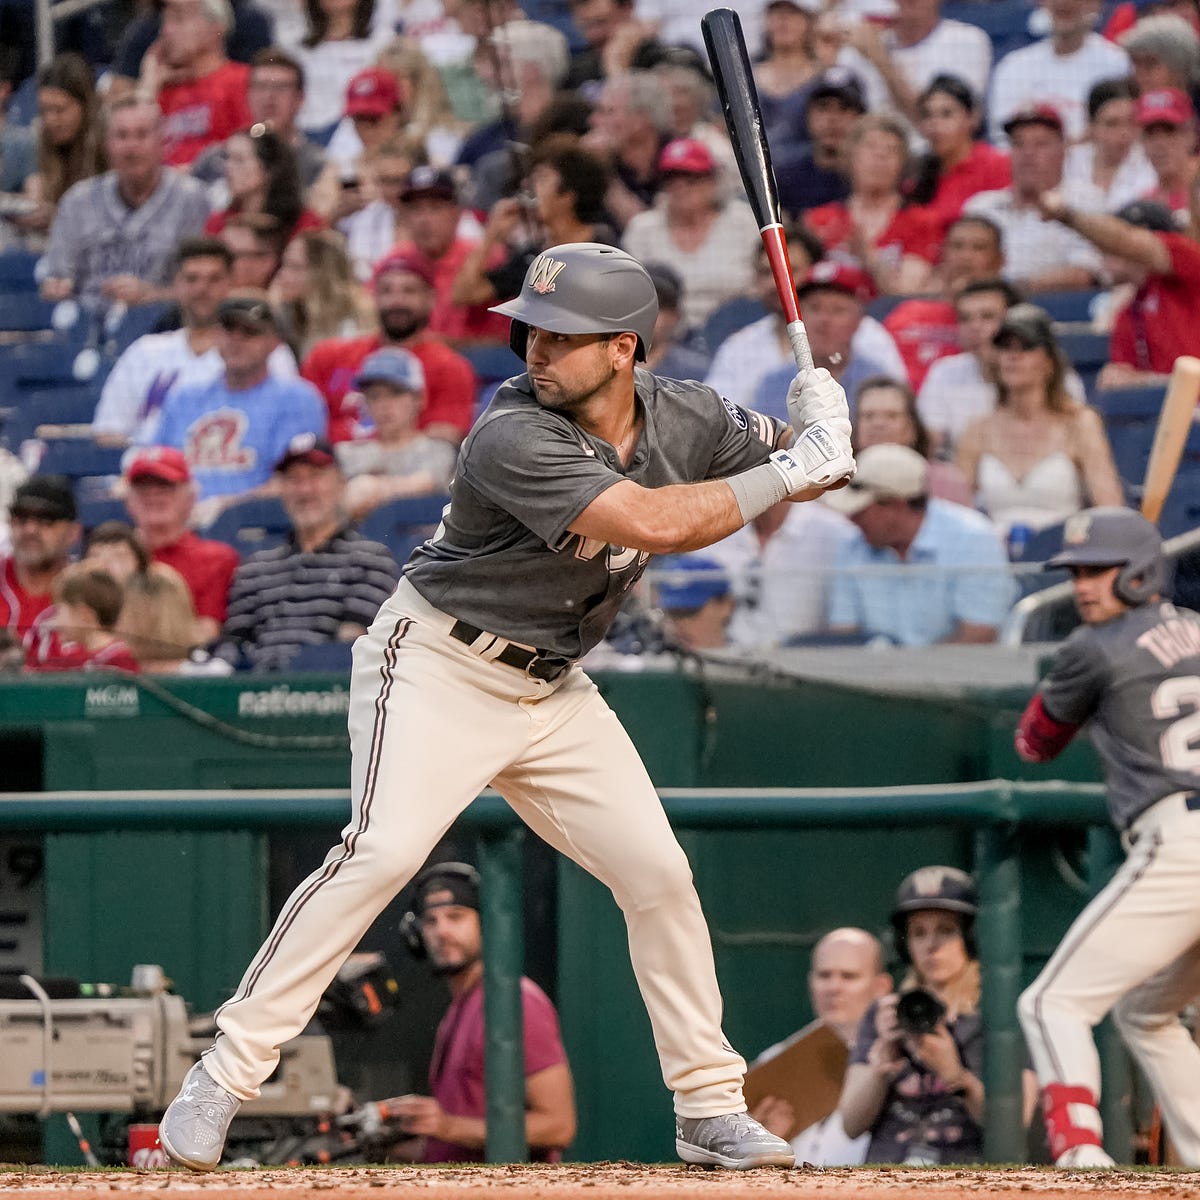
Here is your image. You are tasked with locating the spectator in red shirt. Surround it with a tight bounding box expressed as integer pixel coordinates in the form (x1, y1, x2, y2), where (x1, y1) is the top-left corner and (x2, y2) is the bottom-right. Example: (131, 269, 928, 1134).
(25, 565, 140, 674)
(806, 112, 941, 295)
(1038, 192, 1200, 388)
(154, 0, 252, 168)
(883, 212, 1006, 388)
(911, 75, 1011, 238)
(1136, 87, 1199, 225)
(1, 478, 80, 639)
(386, 863, 576, 1163)
(389, 166, 510, 345)
(302, 250, 478, 444)
(123, 447, 240, 643)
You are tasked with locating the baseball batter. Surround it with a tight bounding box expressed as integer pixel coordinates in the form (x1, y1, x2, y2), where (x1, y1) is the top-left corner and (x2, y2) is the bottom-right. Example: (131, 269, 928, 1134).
(1015, 507, 1200, 1168)
(159, 243, 856, 1171)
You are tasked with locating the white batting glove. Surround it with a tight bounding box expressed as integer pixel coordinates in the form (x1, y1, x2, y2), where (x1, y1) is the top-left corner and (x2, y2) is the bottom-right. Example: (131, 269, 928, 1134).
(786, 367, 851, 435)
(766, 419, 857, 493)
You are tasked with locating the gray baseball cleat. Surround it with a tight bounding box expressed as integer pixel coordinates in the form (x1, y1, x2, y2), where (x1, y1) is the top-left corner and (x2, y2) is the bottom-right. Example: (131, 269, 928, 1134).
(676, 1111, 795, 1169)
(158, 1060, 241, 1171)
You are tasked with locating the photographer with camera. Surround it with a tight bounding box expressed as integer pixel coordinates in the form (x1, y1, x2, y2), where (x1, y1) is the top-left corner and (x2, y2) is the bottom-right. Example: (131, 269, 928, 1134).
(838, 866, 1023, 1164)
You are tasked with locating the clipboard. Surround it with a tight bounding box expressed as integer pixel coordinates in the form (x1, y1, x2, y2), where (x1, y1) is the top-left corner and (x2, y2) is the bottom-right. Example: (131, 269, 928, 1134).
(744, 1019, 849, 1140)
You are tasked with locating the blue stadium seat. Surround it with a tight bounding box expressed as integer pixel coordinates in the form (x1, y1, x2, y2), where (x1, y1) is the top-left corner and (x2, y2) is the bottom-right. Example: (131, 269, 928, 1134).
(458, 343, 523, 385)
(0, 383, 104, 450)
(207, 496, 291, 557)
(1009, 521, 1065, 563)
(867, 295, 908, 322)
(77, 496, 129, 530)
(359, 493, 450, 561)
(1055, 329, 1110, 372)
(701, 296, 766, 356)
(106, 301, 174, 355)
(1091, 383, 1166, 424)
(942, 0, 1037, 59)
(1107, 422, 1154, 486)
(0, 334, 97, 390)
(0, 249, 41, 292)
(34, 439, 124, 480)
(1035, 290, 1101, 324)
(0, 294, 59, 332)
(283, 641, 354, 673)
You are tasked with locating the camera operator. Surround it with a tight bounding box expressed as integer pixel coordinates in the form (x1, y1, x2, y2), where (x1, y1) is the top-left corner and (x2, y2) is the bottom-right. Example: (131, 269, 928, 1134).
(838, 867, 1008, 1164)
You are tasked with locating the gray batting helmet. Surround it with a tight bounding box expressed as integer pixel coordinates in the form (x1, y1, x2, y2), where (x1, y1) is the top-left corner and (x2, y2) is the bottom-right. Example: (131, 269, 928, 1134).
(890, 866, 978, 963)
(1046, 506, 1165, 605)
(490, 242, 658, 361)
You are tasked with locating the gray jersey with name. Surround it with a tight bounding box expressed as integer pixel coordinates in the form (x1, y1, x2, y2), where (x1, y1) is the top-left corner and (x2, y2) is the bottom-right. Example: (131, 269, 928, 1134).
(1040, 601, 1200, 830)
(405, 367, 785, 659)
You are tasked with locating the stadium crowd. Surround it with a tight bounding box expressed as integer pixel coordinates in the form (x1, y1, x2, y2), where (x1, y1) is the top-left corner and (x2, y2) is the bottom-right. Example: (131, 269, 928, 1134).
(1, 0, 1199, 670)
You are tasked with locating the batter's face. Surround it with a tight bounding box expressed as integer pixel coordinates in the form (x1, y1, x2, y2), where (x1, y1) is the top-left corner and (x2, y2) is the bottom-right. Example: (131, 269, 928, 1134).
(525, 327, 634, 412)
(1069, 563, 1127, 623)
(420, 895, 483, 975)
(906, 910, 970, 989)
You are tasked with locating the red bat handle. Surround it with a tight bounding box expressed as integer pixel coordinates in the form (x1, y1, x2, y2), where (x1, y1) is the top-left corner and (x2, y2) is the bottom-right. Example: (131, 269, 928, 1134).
(760, 222, 813, 374)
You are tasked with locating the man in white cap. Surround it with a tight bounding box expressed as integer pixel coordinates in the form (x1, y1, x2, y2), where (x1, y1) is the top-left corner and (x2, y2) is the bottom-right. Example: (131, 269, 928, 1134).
(823, 444, 1013, 645)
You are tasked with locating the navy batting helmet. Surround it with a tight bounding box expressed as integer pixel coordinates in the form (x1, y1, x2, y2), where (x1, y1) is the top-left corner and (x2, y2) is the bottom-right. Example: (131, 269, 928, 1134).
(890, 866, 978, 964)
(490, 242, 659, 361)
(1046, 507, 1165, 606)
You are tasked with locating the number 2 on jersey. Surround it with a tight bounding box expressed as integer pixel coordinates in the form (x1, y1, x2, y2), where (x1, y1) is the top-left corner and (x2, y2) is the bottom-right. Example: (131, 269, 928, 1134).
(1151, 676, 1200, 771)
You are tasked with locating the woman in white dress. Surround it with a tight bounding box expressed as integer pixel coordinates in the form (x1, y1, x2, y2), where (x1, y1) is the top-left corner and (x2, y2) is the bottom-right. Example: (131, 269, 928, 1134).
(956, 304, 1123, 539)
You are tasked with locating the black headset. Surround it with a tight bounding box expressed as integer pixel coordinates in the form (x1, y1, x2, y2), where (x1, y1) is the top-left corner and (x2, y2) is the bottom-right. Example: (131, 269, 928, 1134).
(399, 861, 481, 960)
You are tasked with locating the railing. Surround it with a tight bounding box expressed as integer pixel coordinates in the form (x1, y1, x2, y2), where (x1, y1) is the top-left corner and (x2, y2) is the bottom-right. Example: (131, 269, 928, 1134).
(34, 0, 110, 68)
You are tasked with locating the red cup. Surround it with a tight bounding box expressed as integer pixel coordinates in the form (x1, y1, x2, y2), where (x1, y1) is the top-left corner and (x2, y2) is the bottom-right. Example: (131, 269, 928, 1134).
(128, 1123, 169, 1168)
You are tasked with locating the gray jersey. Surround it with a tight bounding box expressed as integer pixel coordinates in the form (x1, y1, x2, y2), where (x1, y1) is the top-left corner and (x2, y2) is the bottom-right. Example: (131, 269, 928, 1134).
(1040, 601, 1200, 830)
(405, 367, 785, 659)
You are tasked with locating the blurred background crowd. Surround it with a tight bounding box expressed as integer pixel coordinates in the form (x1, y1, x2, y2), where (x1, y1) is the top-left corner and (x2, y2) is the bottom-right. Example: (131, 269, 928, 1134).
(1, 0, 1199, 672)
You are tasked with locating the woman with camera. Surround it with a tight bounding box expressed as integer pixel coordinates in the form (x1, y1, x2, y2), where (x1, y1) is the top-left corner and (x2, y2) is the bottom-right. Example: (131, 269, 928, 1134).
(838, 866, 988, 1164)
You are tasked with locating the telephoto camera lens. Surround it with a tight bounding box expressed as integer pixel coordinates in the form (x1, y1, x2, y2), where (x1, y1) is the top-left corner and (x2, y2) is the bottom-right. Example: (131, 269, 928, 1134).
(894, 987, 947, 1037)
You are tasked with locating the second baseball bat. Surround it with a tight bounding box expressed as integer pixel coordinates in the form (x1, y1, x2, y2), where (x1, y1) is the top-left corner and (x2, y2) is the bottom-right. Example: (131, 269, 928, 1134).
(1141, 355, 1200, 525)
(701, 7, 812, 374)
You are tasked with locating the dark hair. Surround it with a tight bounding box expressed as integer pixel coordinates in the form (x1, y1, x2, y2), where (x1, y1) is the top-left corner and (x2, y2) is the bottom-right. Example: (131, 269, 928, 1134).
(231, 126, 304, 236)
(56, 566, 125, 631)
(909, 75, 980, 206)
(528, 133, 611, 224)
(854, 374, 932, 458)
(175, 235, 234, 272)
(303, 0, 373, 47)
(85, 521, 151, 575)
(527, 94, 595, 144)
(251, 46, 306, 91)
(1087, 75, 1138, 122)
(955, 274, 1023, 308)
(945, 212, 1004, 254)
(225, 211, 288, 262)
(36, 52, 104, 206)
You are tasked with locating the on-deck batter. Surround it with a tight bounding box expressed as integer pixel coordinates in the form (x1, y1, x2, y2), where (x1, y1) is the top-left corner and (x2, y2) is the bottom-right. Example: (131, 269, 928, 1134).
(158, 242, 856, 1172)
(1015, 506, 1200, 1169)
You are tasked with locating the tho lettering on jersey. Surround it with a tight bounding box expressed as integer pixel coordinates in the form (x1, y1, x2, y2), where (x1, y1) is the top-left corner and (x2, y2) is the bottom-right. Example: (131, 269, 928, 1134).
(185, 408, 255, 470)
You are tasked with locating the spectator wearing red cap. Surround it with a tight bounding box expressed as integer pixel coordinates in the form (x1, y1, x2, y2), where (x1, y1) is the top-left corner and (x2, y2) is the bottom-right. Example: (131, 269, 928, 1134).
(324, 66, 405, 186)
(806, 113, 941, 296)
(301, 251, 477, 443)
(1, 477, 80, 640)
(621, 137, 759, 331)
(1137, 87, 1198, 223)
(153, 0, 253, 168)
(965, 105, 1104, 292)
(987, 0, 1131, 145)
(123, 446, 241, 642)
(387, 166, 510, 345)
(204, 125, 326, 240)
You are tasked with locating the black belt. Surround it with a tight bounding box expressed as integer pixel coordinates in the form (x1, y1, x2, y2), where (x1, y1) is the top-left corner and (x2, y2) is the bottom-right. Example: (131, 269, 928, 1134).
(1188, 794, 1200, 812)
(449, 620, 570, 682)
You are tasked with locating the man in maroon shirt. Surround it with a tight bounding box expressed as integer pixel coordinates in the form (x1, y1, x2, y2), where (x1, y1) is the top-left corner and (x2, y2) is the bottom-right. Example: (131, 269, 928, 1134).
(302, 251, 478, 444)
(1, 477, 80, 640)
(1035, 191, 1200, 390)
(385, 862, 576, 1163)
(123, 447, 239, 643)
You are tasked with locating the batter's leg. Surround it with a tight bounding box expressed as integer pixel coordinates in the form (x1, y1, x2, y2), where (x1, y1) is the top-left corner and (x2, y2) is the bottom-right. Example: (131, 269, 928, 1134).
(206, 605, 530, 1098)
(492, 670, 745, 1118)
(1113, 941, 1200, 1164)
(1018, 827, 1200, 1161)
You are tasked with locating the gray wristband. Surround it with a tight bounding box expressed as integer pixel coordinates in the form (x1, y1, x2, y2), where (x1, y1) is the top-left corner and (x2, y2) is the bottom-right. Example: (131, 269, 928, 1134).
(726, 460, 792, 524)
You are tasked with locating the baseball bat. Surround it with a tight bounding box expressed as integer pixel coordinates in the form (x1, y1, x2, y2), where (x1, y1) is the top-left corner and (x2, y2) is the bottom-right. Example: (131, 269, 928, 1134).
(1140, 355, 1200, 524)
(701, 7, 813, 374)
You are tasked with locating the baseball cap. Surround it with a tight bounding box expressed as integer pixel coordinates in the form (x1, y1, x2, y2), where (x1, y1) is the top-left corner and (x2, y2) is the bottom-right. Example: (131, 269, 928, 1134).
(217, 294, 279, 333)
(1002, 103, 1064, 137)
(345, 67, 400, 118)
(371, 249, 435, 289)
(797, 260, 877, 304)
(399, 165, 457, 203)
(1115, 198, 1178, 233)
(10, 475, 77, 521)
(1136, 86, 1194, 127)
(658, 138, 717, 176)
(992, 302, 1057, 353)
(807, 66, 867, 113)
(822, 444, 928, 516)
(275, 432, 337, 472)
(655, 555, 730, 611)
(353, 348, 426, 393)
(126, 446, 191, 485)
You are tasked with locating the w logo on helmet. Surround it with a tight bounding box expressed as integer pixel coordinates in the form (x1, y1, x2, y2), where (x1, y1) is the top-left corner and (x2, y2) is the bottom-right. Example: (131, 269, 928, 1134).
(529, 255, 567, 295)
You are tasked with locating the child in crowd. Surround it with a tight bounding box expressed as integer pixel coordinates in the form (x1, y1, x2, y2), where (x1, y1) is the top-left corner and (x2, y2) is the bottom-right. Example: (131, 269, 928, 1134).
(25, 565, 139, 673)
